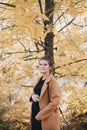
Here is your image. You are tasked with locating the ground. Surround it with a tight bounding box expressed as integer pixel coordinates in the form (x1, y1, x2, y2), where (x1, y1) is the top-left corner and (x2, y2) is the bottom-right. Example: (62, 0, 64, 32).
(0, 113, 87, 130)
(61, 113, 87, 130)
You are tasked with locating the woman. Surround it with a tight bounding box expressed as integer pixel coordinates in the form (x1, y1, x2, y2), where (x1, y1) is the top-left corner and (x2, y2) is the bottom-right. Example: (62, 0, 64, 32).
(30, 56, 60, 130)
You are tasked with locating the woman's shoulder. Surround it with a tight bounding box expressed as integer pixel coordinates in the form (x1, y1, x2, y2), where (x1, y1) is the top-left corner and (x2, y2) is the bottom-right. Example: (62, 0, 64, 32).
(50, 76, 59, 86)
(51, 75, 57, 82)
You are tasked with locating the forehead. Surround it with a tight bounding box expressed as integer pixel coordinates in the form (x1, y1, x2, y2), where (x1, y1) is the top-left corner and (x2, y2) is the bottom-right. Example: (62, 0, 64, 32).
(39, 59, 49, 64)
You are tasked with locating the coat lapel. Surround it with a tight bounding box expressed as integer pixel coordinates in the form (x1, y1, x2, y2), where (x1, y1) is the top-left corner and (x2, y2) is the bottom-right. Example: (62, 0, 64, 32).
(40, 73, 53, 99)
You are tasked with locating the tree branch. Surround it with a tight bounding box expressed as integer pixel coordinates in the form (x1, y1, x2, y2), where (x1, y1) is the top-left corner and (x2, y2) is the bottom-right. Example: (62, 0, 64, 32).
(72, 23, 87, 27)
(24, 57, 38, 61)
(5, 49, 44, 55)
(52, 9, 68, 26)
(21, 84, 33, 88)
(17, 39, 27, 51)
(59, 107, 69, 125)
(2, 24, 17, 30)
(55, 72, 86, 78)
(58, 18, 75, 32)
(0, 2, 16, 8)
(38, 0, 43, 13)
(55, 58, 87, 70)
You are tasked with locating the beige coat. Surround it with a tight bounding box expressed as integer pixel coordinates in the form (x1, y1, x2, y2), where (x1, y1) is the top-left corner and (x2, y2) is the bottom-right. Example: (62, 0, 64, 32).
(33, 73, 60, 130)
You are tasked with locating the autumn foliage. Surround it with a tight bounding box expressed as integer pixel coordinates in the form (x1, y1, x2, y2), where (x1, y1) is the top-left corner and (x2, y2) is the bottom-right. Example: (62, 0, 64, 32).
(0, 0, 87, 129)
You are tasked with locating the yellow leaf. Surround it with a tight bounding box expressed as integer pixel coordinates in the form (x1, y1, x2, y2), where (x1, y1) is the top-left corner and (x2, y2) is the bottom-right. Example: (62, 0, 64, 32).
(69, 1, 78, 17)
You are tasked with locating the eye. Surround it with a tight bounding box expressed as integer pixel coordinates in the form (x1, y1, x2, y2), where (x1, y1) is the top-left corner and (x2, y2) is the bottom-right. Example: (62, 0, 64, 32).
(39, 63, 48, 66)
(39, 63, 42, 66)
(44, 63, 48, 66)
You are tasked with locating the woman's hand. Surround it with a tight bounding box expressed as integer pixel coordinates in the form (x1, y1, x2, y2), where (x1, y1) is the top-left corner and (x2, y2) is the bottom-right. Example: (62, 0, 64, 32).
(32, 94, 40, 102)
(35, 115, 40, 121)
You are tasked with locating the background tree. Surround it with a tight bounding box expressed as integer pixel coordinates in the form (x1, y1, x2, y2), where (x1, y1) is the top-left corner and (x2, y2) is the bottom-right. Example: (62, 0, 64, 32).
(44, 0, 54, 59)
(0, 0, 87, 129)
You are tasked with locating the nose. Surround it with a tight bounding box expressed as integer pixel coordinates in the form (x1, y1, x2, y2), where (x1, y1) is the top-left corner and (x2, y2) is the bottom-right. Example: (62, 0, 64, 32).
(40, 64, 44, 67)
(40, 65, 45, 69)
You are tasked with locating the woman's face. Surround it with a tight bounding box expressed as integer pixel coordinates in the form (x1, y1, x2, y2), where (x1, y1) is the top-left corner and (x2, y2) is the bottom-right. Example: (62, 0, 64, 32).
(39, 60, 51, 74)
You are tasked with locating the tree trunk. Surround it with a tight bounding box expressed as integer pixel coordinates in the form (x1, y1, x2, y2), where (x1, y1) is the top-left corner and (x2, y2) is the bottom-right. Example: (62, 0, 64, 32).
(44, 0, 54, 60)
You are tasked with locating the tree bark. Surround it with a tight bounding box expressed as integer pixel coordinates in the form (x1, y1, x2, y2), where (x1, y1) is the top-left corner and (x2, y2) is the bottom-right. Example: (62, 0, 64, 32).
(44, 0, 54, 60)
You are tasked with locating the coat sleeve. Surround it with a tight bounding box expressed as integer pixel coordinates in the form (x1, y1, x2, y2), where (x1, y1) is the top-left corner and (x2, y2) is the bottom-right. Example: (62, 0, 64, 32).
(35, 79, 60, 120)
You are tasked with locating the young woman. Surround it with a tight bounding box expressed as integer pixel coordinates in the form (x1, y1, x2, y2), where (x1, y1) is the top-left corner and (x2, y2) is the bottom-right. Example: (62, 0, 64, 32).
(30, 56, 60, 130)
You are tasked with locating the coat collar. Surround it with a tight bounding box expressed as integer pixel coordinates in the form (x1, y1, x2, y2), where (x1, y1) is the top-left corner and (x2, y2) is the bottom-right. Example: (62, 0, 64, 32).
(41, 73, 54, 83)
(40, 73, 54, 99)
(35, 73, 54, 86)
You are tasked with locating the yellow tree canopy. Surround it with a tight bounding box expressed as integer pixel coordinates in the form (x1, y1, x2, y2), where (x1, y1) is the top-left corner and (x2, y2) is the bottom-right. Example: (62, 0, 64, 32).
(0, 0, 87, 88)
(0, 1, 87, 128)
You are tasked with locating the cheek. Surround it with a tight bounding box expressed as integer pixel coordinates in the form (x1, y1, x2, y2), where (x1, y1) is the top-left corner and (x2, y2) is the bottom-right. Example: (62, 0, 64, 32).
(46, 66, 51, 70)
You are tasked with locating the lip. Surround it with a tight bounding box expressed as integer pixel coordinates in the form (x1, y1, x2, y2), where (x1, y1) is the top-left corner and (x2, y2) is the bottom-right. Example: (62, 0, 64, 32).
(40, 68, 45, 70)
(40, 69, 45, 71)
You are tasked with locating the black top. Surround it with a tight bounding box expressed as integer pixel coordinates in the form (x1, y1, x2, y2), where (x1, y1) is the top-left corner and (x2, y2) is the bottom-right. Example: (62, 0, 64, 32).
(32, 78, 45, 116)
(34, 78, 45, 96)
(31, 78, 45, 130)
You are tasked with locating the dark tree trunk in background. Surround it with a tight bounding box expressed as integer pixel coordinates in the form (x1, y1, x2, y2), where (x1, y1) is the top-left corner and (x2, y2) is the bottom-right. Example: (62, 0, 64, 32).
(44, 0, 54, 60)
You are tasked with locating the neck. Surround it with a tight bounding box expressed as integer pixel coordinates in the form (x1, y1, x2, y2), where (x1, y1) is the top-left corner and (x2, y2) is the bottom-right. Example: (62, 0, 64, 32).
(42, 72, 51, 80)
